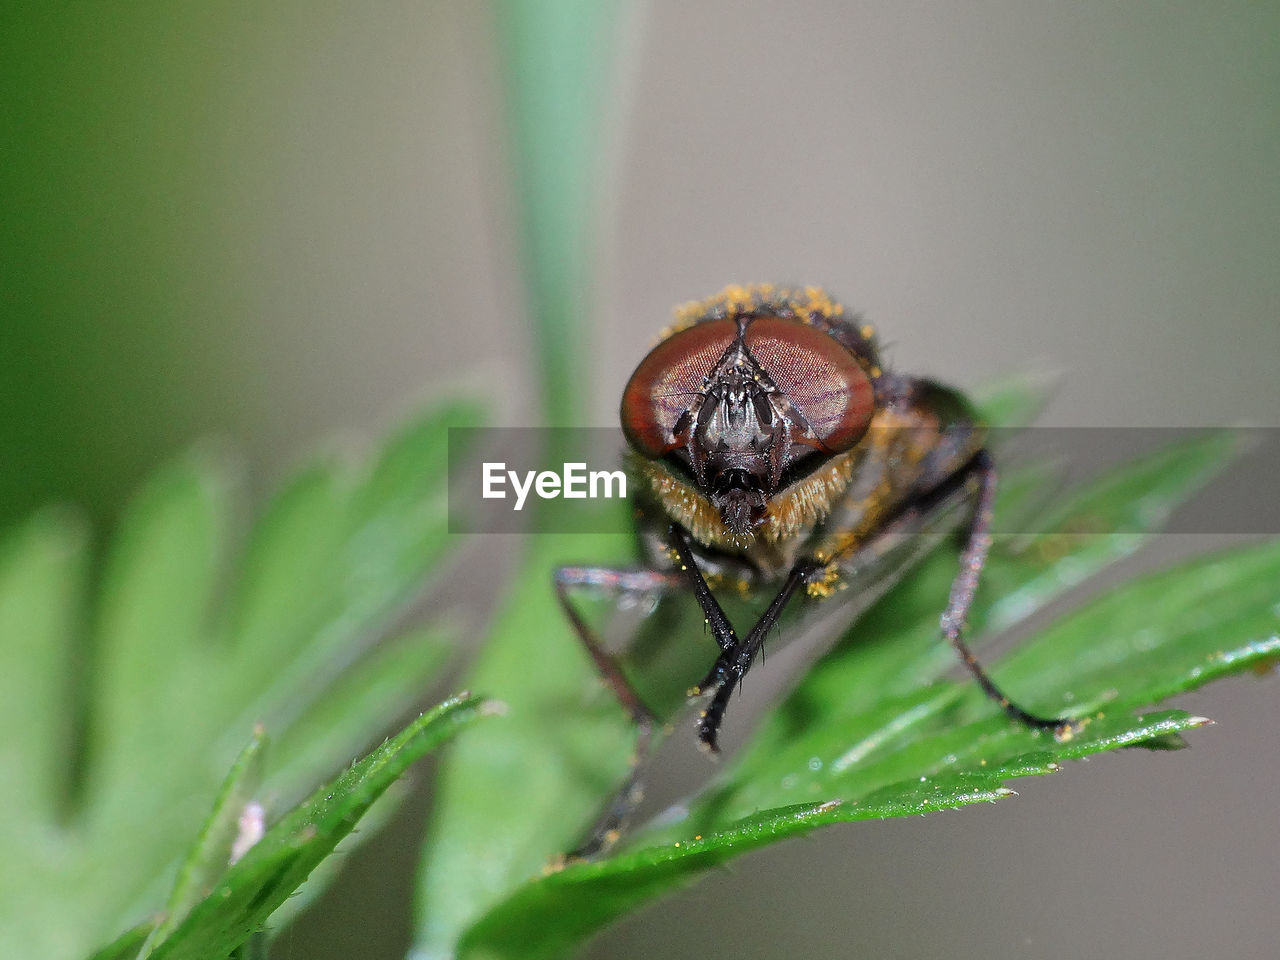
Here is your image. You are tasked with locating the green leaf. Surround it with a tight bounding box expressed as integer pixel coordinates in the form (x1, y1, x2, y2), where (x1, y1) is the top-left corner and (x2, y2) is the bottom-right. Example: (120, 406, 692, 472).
(0, 508, 85, 823)
(969, 370, 1058, 427)
(461, 716, 1200, 960)
(414, 532, 635, 959)
(142, 727, 267, 953)
(145, 694, 492, 960)
(223, 401, 479, 743)
(0, 399, 477, 960)
(458, 540, 1279, 959)
(731, 430, 1241, 773)
(411, 8, 629, 947)
(270, 626, 454, 796)
(984, 429, 1241, 633)
(264, 779, 411, 934)
(86, 921, 156, 960)
(682, 540, 1280, 832)
(86, 450, 232, 829)
(442, 429, 1269, 958)
(219, 455, 358, 691)
(493, 0, 623, 432)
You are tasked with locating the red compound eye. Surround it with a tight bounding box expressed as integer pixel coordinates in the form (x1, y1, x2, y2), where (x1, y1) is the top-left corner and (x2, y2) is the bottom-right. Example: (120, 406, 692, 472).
(621, 318, 737, 457)
(621, 313, 875, 461)
(743, 315, 874, 454)
(622, 320, 742, 458)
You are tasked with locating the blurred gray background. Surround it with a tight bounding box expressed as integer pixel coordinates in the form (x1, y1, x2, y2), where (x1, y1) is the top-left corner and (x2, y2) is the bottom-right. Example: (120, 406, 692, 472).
(5, 2, 1277, 958)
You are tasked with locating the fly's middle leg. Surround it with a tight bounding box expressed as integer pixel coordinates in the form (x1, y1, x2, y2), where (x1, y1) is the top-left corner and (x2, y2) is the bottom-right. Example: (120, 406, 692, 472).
(553, 565, 681, 859)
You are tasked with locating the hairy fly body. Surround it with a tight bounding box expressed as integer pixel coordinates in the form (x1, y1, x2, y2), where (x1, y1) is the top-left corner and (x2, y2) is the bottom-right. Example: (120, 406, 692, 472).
(555, 284, 1075, 857)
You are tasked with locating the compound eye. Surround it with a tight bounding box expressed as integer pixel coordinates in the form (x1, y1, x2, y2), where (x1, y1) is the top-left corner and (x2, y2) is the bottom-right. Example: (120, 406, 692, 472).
(744, 315, 874, 454)
(621, 318, 737, 458)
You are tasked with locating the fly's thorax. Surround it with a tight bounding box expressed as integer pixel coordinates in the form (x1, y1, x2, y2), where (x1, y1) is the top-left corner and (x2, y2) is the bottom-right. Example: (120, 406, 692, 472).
(805, 398, 988, 580)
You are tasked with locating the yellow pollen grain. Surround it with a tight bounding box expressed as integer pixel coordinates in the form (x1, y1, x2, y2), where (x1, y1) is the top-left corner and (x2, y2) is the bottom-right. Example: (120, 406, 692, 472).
(805, 563, 842, 599)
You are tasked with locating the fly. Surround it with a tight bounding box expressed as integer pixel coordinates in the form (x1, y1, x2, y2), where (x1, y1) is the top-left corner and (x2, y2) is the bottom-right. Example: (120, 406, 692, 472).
(555, 284, 1077, 857)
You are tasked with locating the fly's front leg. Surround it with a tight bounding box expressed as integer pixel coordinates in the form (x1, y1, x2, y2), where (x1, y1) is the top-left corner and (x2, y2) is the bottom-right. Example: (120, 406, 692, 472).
(665, 525, 740, 659)
(669, 525, 819, 753)
(554, 565, 683, 858)
(694, 562, 820, 753)
(942, 449, 1078, 738)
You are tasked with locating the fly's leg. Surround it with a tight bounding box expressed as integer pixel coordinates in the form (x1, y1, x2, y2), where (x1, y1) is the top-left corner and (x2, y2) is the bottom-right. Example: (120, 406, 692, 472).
(664, 527, 740, 657)
(554, 566, 678, 732)
(553, 565, 682, 859)
(671, 445, 1076, 756)
(693, 562, 819, 753)
(669, 525, 819, 753)
(942, 449, 1078, 738)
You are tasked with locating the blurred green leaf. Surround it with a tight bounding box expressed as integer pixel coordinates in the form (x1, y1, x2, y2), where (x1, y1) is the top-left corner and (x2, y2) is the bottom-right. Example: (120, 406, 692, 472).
(414, 2, 627, 954)
(144, 694, 491, 960)
(222, 407, 468, 747)
(0, 400, 478, 959)
(84, 450, 234, 840)
(0, 508, 85, 823)
(270, 626, 454, 794)
(969, 371, 1057, 428)
(414, 530, 636, 959)
(493, 0, 623, 432)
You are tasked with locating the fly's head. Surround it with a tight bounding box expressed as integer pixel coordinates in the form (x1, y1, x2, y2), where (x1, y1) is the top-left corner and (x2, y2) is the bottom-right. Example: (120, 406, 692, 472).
(622, 286, 881, 546)
(674, 327, 786, 536)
